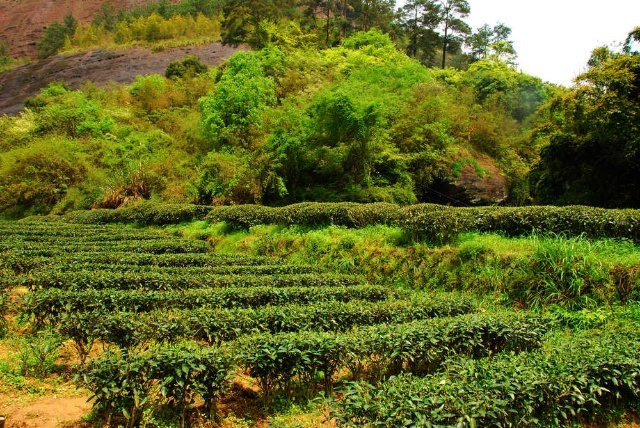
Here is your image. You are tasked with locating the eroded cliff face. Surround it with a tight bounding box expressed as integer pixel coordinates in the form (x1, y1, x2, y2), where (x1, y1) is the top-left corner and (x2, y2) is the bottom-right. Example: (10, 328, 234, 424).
(0, 0, 173, 58)
(421, 156, 509, 206)
(0, 43, 246, 115)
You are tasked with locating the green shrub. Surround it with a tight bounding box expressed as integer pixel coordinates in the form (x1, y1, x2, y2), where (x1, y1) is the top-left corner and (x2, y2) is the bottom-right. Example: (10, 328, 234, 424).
(25, 83, 115, 139)
(165, 55, 208, 79)
(200, 51, 276, 147)
(469, 206, 640, 241)
(80, 342, 233, 425)
(206, 202, 403, 229)
(207, 204, 278, 229)
(64, 202, 212, 225)
(0, 140, 88, 217)
(333, 328, 640, 427)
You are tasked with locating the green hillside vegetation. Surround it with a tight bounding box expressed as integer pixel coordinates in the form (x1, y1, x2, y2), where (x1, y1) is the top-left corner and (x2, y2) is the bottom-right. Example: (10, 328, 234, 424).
(0, 27, 549, 218)
(2, 1, 638, 216)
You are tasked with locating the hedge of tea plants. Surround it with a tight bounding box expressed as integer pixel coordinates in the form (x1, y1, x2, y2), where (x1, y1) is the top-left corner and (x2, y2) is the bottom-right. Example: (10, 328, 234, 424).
(2, 218, 639, 426)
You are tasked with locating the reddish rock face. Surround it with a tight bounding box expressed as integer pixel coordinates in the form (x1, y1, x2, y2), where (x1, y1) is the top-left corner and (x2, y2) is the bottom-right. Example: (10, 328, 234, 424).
(451, 157, 508, 205)
(0, 43, 246, 115)
(0, 0, 177, 58)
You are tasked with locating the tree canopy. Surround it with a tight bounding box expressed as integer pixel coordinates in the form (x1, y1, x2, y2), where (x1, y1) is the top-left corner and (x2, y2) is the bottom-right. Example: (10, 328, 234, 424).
(529, 46, 640, 207)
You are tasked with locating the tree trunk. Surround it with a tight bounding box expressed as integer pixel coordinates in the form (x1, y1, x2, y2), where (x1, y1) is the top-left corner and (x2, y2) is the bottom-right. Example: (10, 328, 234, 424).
(325, 11, 330, 45)
(411, 6, 418, 58)
(441, 22, 449, 68)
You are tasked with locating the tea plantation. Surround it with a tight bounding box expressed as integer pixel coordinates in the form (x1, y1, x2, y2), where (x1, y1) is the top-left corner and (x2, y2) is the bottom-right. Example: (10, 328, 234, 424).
(1, 208, 639, 427)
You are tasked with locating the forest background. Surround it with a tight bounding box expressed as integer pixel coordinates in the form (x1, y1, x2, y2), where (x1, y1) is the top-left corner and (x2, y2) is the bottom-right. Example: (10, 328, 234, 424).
(0, 0, 639, 218)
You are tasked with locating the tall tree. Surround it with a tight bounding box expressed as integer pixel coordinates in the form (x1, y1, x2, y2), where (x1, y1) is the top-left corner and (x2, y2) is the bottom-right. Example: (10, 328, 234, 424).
(352, 0, 396, 33)
(624, 26, 640, 54)
(400, 0, 440, 63)
(36, 14, 77, 59)
(92, 2, 119, 31)
(432, 0, 470, 68)
(467, 22, 515, 64)
(221, 0, 296, 47)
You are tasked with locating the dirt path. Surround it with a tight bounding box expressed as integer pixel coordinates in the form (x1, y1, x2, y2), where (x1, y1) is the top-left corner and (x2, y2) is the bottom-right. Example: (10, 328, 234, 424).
(2, 396, 91, 428)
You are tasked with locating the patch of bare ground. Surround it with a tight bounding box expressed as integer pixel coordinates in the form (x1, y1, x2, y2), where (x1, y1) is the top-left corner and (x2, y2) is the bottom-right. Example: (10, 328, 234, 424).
(0, 337, 92, 428)
(1, 396, 91, 428)
(583, 413, 640, 428)
(0, 43, 246, 115)
(0, 0, 180, 59)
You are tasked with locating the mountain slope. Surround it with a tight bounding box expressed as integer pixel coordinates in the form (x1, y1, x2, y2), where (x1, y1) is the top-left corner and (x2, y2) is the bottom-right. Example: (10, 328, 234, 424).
(0, 42, 244, 115)
(0, 0, 173, 58)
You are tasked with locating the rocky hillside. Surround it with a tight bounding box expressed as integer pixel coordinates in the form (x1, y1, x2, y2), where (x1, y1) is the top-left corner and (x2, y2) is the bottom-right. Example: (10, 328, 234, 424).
(0, 0, 175, 58)
(0, 43, 244, 115)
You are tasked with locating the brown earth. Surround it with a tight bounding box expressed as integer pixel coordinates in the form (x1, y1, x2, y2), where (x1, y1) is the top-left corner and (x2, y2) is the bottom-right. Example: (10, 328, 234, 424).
(0, 0, 178, 59)
(1, 396, 91, 428)
(0, 42, 246, 115)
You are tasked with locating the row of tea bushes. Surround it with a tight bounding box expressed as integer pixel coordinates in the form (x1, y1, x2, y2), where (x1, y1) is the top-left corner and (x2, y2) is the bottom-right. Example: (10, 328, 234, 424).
(333, 328, 640, 427)
(238, 311, 552, 400)
(18, 202, 640, 242)
(0, 251, 283, 274)
(58, 202, 213, 225)
(13, 270, 356, 291)
(34, 262, 321, 275)
(0, 226, 166, 241)
(56, 294, 475, 351)
(0, 238, 211, 254)
(205, 203, 640, 243)
(23, 284, 399, 324)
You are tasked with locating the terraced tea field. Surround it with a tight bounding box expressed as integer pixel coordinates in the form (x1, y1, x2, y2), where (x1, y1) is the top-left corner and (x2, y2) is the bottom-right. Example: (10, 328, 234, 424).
(1, 219, 639, 427)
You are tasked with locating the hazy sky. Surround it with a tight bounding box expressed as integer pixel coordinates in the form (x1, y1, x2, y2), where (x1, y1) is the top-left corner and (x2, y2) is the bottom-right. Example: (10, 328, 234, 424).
(465, 0, 640, 85)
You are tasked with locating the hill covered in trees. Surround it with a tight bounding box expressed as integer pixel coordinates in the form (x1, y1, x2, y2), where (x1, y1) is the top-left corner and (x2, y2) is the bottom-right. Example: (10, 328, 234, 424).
(0, 0, 638, 217)
(0, 0, 178, 58)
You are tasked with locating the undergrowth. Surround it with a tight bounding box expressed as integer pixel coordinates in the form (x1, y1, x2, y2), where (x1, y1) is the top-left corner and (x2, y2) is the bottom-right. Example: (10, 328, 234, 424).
(166, 222, 640, 309)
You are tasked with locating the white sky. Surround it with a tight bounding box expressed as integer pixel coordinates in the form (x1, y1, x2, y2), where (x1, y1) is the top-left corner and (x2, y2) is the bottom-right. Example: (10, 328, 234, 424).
(465, 0, 640, 86)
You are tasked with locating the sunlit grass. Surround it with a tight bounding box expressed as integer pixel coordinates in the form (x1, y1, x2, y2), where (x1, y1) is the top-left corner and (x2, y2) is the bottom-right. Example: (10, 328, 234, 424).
(166, 222, 640, 309)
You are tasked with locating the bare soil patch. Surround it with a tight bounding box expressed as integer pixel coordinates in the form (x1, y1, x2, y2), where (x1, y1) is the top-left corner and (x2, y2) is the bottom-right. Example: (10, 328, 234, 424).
(1, 396, 91, 428)
(0, 43, 245, 115)
(0, 0, 176, 59)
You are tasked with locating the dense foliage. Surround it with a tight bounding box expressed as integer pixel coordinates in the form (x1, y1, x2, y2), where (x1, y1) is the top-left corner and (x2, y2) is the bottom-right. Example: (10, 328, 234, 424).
(1, 28, 549, 218)
(530, 46, 640, 207)
(2, 2, 638, 211)
(2, 217, 640, 425)
(334, 328, 640, 427)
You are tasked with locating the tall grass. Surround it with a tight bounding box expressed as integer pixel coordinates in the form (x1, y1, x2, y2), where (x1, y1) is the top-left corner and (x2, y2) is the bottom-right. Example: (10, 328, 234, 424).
(510, 234, 611, 309)
(169, 222, 640, 309)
